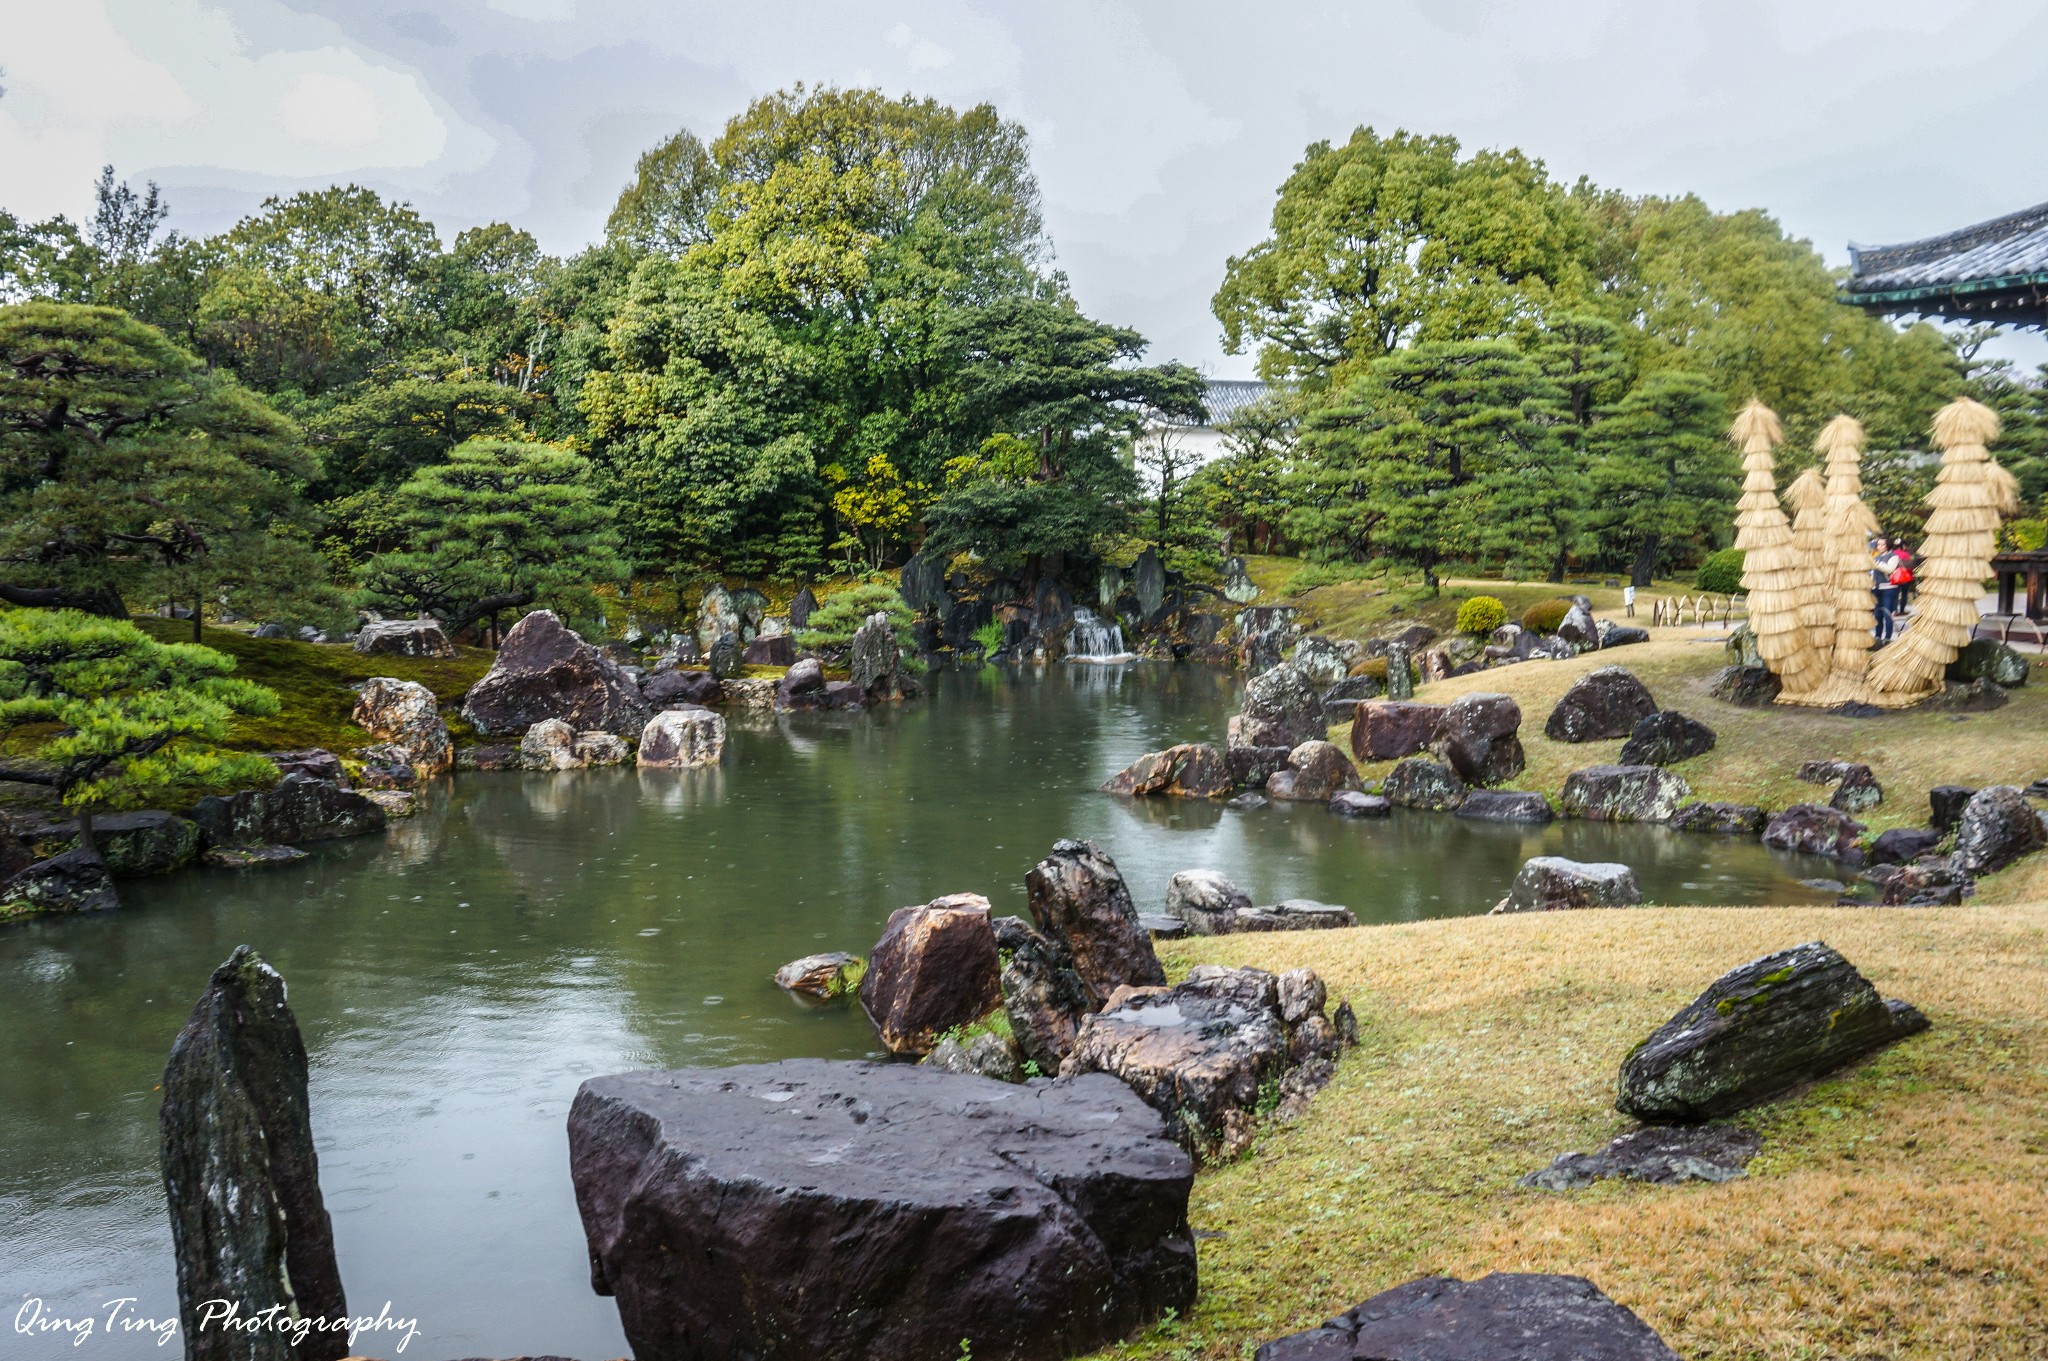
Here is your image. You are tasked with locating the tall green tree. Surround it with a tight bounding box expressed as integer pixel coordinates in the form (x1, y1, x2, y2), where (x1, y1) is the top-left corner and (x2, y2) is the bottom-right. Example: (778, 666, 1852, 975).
(356, 439, 628, 640)
(1585, 369, 1735, 585)
(0, 609, 278, 854)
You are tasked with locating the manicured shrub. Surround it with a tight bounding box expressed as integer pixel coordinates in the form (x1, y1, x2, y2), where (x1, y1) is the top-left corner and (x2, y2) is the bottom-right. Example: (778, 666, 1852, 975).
(1694, 548, 1745, 595)
(795, 582, 914, 655)
(1521, 598, 1573, 635)
(1352, 656, 1390, 680)
(1455, 595, 1508, 636)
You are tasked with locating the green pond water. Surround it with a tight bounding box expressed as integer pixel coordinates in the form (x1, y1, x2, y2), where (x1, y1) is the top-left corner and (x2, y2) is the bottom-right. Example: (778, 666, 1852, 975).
(0, 663, 1838, 1359)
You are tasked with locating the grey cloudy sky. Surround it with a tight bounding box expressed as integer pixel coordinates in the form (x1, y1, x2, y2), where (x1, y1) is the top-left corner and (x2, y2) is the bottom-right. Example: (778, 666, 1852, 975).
(5, 0, 2047, 374)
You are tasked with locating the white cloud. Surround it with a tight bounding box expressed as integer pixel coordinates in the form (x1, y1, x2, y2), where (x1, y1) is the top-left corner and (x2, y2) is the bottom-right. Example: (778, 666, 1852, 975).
(279, 70, 385, 146)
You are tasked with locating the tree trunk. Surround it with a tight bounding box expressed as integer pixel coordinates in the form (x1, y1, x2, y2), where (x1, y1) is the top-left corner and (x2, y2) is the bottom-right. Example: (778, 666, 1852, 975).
(1631, 536, 1661, 589)
(0, 583, 129, 617)
(192, 596, 203, 644)
(1547, 547, 1568, 584)
(439, 590, 536, 643)
(75, 805, 97, 858)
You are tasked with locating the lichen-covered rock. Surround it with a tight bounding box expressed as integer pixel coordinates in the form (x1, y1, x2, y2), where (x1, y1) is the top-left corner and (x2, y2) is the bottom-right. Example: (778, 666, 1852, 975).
(1382, 756, 1467, 811)
(455, 744, 520, 772)
(1617, 941, 1928, 1122)
(774, 952, 860, 999)
(1522, 1124, 1761, 1192)
(1616, 711, 1716, 767)
(160, 947, 349, 1361)
(192, 774, 387, 846)
(1428, 692, 1524, 786)
(353, 617, 456, 658)
(849, 613, 900, 696)
(1025, 840, 1165, 1004)
(361, 789, 417, 818)
(1164, 868, 1252, 935)
(1559, 765, 1690, 822)
(992, 915, 1092, 1071)
(643, 667, 722, 709)
(1669, 802, 1768, 836)
(1545, 667, 1658, 742)
(1761, 804, 1866, 861)
(201, 844, 309, 870)
(1101, 743, 1233, 798)
(352, 676, 453, 775)
(1710, 664, 1782, 707)
(568, 1061, 1196, 1361)
(1230, 662, 1326, 750)
(264, 749, 347, 785)
(1455, 790, 1553, 823)
(463, 610, 650, 738)
(637, 708, 726, 768)
(352, 743, 418, 790)
(1329, 790, 1392, 818)
(1829, 764, 1883, 814)
(0, 848, 118, 917)
(1224, 744, 1293, 792)
(1557, 602, 1601, 652)
(1253, 1273, 1680, 1361)
(857, 893, 1001, 1055)
(1349, 700, 1445, 762)
(1950, 785, 2048, 875)
(1493, 857, 1642, 913)
(519, 719, 630, 771)
(1265, 740, 1359, 801)
(31, 810, 199, 876)
(921, 1031, 1024, 1083)
(1947, 637, 2029, 687)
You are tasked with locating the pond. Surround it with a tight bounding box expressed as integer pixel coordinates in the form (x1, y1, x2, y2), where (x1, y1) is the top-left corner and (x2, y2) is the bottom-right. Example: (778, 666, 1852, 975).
(0, 663, 1838, 1360)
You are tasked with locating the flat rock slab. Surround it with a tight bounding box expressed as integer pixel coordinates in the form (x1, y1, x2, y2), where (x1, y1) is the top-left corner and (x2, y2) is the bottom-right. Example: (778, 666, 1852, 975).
(1521, 1125, 1762, 1191)
(1618, 941, 1929, 1122)
(1494, 857, 1640, 913)
(1456, 790, 1553, 823)
(1253, 1273, 1679, 1360)
(1560, 765, 1690, 823)
(568, 1060, 1196, 1361)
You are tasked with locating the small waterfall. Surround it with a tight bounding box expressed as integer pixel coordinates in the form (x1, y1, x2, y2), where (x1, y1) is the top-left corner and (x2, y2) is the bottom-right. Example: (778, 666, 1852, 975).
(1065, 607, 1135, 663)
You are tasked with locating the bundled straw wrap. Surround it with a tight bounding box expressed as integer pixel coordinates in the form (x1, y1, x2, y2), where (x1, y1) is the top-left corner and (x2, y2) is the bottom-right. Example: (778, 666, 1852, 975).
(1729, 401, 1821, 690)
(1791, 415, 1882, 706)
(1867, 398, 2010, 705)
(1785, 465, 1831, 656)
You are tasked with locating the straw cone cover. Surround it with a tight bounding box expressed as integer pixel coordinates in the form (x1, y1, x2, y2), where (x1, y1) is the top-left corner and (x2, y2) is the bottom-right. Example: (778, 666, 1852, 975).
(1729, 400, 1821, 688)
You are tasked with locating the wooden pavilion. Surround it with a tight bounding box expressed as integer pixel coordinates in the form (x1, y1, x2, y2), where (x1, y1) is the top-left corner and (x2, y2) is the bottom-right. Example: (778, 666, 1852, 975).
(1840, 200, 2048, 327)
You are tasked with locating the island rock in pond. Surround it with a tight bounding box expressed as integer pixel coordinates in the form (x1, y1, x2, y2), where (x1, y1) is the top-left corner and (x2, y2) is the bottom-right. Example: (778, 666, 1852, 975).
(1100, 743, 1232, 798)
(352, 677, 452, 775)
(858, 893, 1001, 1055)
(637, 708, 725, 768)
(567, 1060, 1196, 1361)
(1024, 839, 1165, 1003)
(191, 774, 386, 846)
(462, 610, 650, 738)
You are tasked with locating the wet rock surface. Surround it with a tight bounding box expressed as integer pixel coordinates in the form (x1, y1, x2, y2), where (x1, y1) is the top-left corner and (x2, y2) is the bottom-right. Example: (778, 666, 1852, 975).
(1559, 765, 1690, 822)
(1265, 740, 1360, 802)
(1231, 662, 1327, 750)
(1947, 637, 2029, 687)
(519, 720, 630, 771)
(192, 774, 387, 846)
(1383, 756, 1468, 811)
(568, 1060, 1197, 1361)
(1, 847, 119, 915)
(464, 610, 651, 738)
(1869, 827, 1944, 866)
(1349, 700, 1445, 762)
(644, 667, 722, 709)
(1329, 790, 1392, 818)
(1617, 941, 1929, 1122)
(1025, 840, 1165, 1004)
(1165, 869, 1253, 935)
(352, 676, 453, 775)
(1252, 1273, 1680, 1361)
(1950, 785, 2048, 875)
(1522, 1124, 1762, 1191)
(160, 947, 349, 1361)
(1761, 804, 1866, 862)
(1101, 743, 1233, 798)
(1429, 692, 1525, 786)
(921, 1032, 1024, 1083)
(1670, 801, 1768, 836)
(849, 613, 901, 696)
(1494, 857, 1641, 913)
(772, 952, 859, 999)
(1455, 790, 1553, 823)
(858, 893, 1002, 1055)
(1616, 711, 1716, 767)
(1928, 785, 1976, 832)
(31, 810, 199, 876)
(637, 708, 726, 768)
(993, 915, 1092, 1071)
(1545, 667, 1659, 742)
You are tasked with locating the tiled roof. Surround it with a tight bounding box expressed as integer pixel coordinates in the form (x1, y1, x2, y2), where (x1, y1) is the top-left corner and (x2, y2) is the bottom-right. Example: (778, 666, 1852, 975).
(1149, 379, 1272, 428)
(1844, 201, 2048, 297)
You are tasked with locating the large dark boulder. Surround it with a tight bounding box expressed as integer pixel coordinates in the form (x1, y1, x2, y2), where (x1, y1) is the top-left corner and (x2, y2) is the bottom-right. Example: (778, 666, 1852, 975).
(1382, 756, 1467, 811)
(773, 952, 860, 999)
(1230, 662, 1326, 750)
(462, 610, 651, 738)
(1670, 802, 1768, 836)
(849, 613, 900, 696)
(1947, 637, 2029, 687)
(1456, 790, 1553, 823)
(1100, 743, 1233, 798)
(992, 915, 1091, 1071)
(1428, 692, 1524, 786)
(1493, 857, 1641, 913)
(1253, 1273, 1680, 1361)
(160, 947, 349, 1361)
(1225, 744, 1293, 792)
(1265, 740, 1359, 802)
(1616, 711, 1716, 767)
(31, 810, 199, 876)
(1545, 667, 1659, 742)
(1929, 785, 1976, 833)
(0, 847, 118, 917)
(1025, 840, 1165, 1004)
(568, 1061, 1196, 1361)
(858, 893, 1002, 1055)
(1350, 700, 1445, 762)
(192, 774, 387, 846)
(1761, 804, 1866, 861)
(788, 585, 819, 632)
(644, 667, 721, 709)
(740, 633, 794, 666)
(1950, 785, 2048, 875)
(1617, 941, 1928, 1122)
(1559, 765, 1690, 823)
(1710, 664, 1782, 707)
(1869, 827, 1944, 865)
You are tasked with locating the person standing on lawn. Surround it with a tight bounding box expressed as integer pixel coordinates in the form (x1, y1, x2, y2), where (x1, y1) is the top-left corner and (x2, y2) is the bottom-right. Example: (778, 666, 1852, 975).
(1871, 535, 1903, 642)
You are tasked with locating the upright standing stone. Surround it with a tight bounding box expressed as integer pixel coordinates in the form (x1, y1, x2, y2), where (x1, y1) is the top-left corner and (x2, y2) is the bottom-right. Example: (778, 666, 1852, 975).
(849, 613, 899, 696)
(788, 585, 819, 632)
(1133, 548, 1166, 621)
(1385, 642, 1413, 700)
(1024, 839, 1165, 1004)
(160, 947, 348, 1361)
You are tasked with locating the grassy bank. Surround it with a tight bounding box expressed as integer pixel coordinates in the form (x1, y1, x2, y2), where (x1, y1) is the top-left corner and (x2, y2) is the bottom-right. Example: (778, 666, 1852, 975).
(1239, 556, 1656, 640)
(1088, 902, 2048, 1360)
(134, 620, 494, 754)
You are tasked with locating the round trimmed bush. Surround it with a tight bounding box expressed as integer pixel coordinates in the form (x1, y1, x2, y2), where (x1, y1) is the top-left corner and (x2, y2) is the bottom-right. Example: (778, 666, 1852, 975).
(1352, 656, 1390, 681)
(1521, 598, 1573, 635)
(1694, 549, 1745, 595)
(1455, 595, 1508, 636)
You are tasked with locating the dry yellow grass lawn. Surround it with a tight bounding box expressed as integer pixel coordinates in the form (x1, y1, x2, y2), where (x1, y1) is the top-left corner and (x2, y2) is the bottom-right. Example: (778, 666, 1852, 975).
(1091, 902, 2048, 1361)
(1331, 634, 2048, 844)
